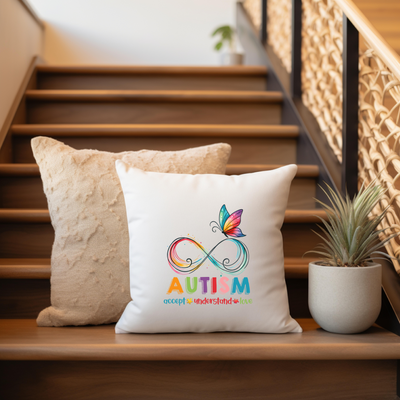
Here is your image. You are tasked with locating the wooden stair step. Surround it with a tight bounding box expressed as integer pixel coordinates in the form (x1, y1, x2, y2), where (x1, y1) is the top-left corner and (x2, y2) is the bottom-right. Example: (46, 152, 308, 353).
(0, 209, 327, 224)
(10, 124, 300, 166)
(10, 123, 299, 138)
(25, 90, 283, 103)
(1, 318, 400, 361)
(0, 257, 312, 319)
(12, 129, 297, 165)
(0, 257, 313, 280)
(227, 164, 318, 177)
(0, 163, 317, 177)
(0, 259, 50, 279)
(35, 66, 269, 91)
(0, 321, 397, 400)
(36, 65, 269, 75)
(0, 209, 49, 223)
(0, 164, 318, 210)
(24, 92, 283, 126)
(0, 210, 326, 258)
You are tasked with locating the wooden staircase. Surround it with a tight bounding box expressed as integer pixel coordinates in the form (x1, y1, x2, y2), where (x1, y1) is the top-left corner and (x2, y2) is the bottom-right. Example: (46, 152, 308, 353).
(0, 65, 399, 399)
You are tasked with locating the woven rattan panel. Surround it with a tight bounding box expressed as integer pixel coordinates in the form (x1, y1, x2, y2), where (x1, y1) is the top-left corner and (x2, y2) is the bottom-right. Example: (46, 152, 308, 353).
(359, 47, 400, 272)
(302, 0, 344, 163)
(267, 0, 292, 73)
(243, 0, 292, 72)
(243, 0, 400, 271)
(243, 0, 261, 31)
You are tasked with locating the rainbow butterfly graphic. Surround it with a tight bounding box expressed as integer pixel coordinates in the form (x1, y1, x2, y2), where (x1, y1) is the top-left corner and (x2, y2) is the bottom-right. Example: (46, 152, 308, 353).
(167, 205, 249, 275)
(210, 205, 246, 238)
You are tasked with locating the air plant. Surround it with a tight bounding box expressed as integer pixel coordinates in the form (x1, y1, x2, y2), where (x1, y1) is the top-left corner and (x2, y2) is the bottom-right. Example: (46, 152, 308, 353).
(211, 25, 236, 52)
(306, 182, 399, 267)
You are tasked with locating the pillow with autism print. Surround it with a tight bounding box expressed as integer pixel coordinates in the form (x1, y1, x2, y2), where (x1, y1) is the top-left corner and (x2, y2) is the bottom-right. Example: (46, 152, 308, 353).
(115, 162, 301, 333)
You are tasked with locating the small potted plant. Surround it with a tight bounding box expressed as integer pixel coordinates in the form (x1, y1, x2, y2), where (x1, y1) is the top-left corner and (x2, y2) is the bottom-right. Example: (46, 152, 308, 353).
(307, 183, 398, 334)
(211, 25, 243, 65)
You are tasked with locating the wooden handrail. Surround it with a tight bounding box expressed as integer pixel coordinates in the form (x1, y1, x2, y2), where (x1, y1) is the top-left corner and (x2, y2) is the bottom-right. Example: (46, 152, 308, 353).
(334, 0, 400, 81)
(17, 0, 45, 30)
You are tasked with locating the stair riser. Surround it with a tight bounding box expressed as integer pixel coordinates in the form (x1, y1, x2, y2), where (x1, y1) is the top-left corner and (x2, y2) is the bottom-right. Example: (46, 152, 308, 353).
(0, 278, 309, 320)
(0, 279, 50, 319)
(0, 360, 396, 400)
(0, 223, 320, 258)
(26, 101, 282, 125)
(0, 177, 316, 210)
(37, 74, 268, 91)
(12, 136, 296, 164)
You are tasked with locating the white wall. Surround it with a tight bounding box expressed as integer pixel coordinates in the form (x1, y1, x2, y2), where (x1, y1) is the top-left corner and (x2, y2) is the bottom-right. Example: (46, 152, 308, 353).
(30, 0, 238, 65)
(0, 0, 44, 131)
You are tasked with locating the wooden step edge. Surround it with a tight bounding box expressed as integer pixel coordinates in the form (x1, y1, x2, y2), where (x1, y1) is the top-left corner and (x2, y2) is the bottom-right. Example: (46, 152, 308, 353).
(0, 257, 314, 280)
(36, 65, 268, 76)
(0, 209, 327, 224)
(0, 163, 318, 178)
(0, 164, 40, 176)
(24, 90, 284, 103)
(284, 210, 326, 223)
(0, 264, 50, 279)
(0, 210, 50, 223)
(10, 124, 299, 138)
(226, 164, 319, 177)
(1, 319, 400, 361)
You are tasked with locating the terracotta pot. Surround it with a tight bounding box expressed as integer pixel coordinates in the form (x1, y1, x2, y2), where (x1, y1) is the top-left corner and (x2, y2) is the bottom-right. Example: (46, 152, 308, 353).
(308, 262, 382, 334)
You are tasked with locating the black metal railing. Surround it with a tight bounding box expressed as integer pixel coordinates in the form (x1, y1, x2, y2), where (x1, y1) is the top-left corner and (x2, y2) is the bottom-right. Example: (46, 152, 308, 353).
(259, 0, 359, 198)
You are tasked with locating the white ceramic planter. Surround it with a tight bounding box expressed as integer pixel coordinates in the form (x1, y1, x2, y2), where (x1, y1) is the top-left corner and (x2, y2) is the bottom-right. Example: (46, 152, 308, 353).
(220, 53, 244, 65)
(308, 262, 382, 334)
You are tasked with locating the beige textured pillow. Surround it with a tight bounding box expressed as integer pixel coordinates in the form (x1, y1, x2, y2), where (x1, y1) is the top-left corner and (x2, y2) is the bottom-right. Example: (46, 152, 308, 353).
(32, 137, 231, 326)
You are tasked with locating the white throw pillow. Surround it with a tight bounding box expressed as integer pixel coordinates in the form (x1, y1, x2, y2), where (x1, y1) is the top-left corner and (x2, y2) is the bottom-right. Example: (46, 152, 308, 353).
(115, 162, 302, 334)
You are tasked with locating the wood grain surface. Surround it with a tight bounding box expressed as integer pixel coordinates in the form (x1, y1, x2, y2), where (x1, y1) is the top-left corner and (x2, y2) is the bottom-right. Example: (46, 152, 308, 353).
(11, 123, 299, 137)
(0, 259, 312, 319)
(0, 257, 313, 280)
(0, 219, 323, 258)
(1, 319, 400, 361)
(25, 90, 283, 103)
(0, 56, 38, 163)
(353, 0, 400, 55)
(0, 359, 396, 399)
(12, 135, 296, 164)
(0, 163, 318, 177)
(335, 0, 400, 80)
(26, 101, 282, 125)
(0, 209, 326, 224)
(35, 65, 269, 75)
(0, 171, 316, 209)
(37, 74, 268, 91)
(0, 280, 50, 319)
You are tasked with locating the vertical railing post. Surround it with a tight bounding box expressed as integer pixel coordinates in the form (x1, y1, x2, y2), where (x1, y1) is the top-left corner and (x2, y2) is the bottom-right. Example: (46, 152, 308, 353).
(342, 14, 359, 198)
(260, 0, 267, 45)
(291, 0, 302, 98)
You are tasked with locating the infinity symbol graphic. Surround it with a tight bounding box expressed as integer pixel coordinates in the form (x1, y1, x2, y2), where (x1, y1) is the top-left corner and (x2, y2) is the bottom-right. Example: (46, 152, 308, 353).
(167, 237, 249, 275)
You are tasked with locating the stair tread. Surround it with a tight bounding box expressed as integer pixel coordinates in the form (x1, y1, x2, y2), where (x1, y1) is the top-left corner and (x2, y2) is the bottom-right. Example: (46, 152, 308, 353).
(0, 257, 313, 279)
(0, 209, 49, 223)
(1, 318, 399, 361)
(11, 123, 299, 137)
(25, 90, 283, 103)
(0, 163, 318, 178)
(36, 65, 268, 76)
(0, 209, 327, 224)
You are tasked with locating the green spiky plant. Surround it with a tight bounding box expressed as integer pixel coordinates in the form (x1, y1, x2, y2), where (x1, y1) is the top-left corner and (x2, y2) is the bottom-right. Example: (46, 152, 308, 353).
(211, 25, 235, 52)
(306, 183, 399, 267)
